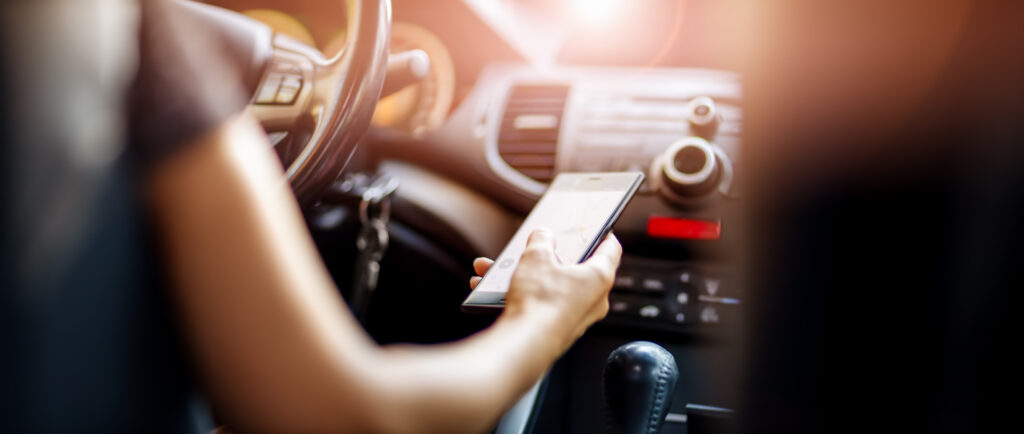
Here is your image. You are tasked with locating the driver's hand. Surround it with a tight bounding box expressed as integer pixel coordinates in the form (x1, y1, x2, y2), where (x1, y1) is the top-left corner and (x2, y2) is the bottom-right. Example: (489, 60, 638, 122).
(470, 229, 622, 352)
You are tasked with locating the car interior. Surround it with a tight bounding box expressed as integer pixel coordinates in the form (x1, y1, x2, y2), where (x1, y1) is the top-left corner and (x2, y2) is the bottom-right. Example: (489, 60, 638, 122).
(182, 0, 749, 431)
(6, 0, 1023, 433)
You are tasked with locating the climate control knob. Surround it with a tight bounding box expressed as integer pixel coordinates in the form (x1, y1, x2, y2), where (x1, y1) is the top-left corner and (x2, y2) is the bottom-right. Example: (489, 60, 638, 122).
(659, 137, 721, 199)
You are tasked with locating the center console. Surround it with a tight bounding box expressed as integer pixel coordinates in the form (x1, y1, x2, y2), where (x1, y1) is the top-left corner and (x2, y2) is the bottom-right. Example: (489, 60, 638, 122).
(469, 64, 744, 433)
(469, 64, 744, 336)
(368, 62, 744, 433)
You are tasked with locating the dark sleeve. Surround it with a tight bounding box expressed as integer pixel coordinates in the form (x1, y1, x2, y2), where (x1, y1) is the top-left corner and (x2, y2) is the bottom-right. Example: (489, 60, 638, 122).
(127, 0, 249, 168)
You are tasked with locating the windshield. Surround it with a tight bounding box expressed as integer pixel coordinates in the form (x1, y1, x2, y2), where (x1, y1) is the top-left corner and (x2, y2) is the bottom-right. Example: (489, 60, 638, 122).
(462, 0, 745, 70)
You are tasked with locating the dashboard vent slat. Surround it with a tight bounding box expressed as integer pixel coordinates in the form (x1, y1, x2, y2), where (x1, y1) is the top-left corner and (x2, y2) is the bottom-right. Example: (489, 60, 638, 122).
(498, 129, 561, 144)
(502, 154, 557, 167)
(497, 142, 558, 154)
(497, 84, 569, 183)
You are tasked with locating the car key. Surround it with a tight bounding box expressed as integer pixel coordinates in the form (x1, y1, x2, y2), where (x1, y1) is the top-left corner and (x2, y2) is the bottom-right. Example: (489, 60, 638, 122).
(350, 174, 399, 323)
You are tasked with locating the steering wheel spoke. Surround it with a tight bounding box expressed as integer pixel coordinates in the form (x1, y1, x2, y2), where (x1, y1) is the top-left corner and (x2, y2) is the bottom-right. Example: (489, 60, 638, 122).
(247, 37, 320, 134)
(245, 36, 340, 179)
(238, 0, 390, 205)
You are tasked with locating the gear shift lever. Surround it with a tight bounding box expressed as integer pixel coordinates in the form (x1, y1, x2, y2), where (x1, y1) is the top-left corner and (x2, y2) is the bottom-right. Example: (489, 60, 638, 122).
(603, 341, 679, 434)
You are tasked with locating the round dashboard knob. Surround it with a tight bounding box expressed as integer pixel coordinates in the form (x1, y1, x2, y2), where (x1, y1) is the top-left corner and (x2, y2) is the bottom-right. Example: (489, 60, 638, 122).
(686, 96, 721, 139)
(660, 137, 721, 198)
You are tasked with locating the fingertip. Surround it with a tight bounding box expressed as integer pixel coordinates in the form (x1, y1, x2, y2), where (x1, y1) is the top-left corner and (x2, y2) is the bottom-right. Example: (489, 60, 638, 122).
(527, 228, 554, 245)
(596, 233, 622, 255)
(473, 257, 495, 275)
(588, 233, 623, 270)
(469, 276, 482, 289)
(521, 228, 558, 263)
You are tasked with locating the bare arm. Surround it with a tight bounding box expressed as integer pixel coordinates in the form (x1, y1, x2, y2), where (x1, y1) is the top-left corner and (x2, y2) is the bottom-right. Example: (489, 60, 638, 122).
(148, 115, 621, 433)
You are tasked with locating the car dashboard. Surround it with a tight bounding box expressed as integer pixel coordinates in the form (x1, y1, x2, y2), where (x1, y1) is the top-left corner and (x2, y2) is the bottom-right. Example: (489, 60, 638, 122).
(427, 62, 744, 434)
(208, 0, 745, 432)
(387, 62, 744, 329)
(369, 51, 745, 434)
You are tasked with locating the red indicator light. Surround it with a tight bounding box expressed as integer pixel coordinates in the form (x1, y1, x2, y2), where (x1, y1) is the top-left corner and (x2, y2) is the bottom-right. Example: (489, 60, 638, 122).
(647, 216, 721, 240)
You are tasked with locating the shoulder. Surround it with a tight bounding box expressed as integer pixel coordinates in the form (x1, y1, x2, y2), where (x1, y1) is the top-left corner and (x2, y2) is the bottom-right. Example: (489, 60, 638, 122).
(128, 0, 249, 170)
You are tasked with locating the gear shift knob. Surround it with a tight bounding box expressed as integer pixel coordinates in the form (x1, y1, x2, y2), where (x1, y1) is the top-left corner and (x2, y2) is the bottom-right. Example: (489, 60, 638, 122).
(603, 341, 679, 434)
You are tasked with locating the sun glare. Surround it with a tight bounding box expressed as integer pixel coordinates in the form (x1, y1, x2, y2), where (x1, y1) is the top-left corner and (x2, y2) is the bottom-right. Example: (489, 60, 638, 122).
(570, 0, 624, 26)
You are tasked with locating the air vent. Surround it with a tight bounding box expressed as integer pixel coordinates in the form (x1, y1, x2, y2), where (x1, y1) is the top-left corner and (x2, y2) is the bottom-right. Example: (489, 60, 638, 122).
(497, 84, 570, 183)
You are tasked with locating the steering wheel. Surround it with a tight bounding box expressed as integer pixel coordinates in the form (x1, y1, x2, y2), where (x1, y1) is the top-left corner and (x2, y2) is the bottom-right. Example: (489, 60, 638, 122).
(180, 0, 391, 204)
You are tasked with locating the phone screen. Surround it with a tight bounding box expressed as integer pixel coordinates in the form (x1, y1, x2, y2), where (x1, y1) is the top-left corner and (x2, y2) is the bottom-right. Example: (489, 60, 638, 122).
(468, 172, 642, 299)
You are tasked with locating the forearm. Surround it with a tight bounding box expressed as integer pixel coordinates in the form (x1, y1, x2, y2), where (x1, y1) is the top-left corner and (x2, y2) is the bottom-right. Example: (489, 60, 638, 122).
(150, 115, 594, 433)
(366, 310, 565, 433)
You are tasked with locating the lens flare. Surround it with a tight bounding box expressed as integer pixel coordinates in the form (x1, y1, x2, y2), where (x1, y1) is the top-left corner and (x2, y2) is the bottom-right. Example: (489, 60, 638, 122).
(570, 0, 622, 25)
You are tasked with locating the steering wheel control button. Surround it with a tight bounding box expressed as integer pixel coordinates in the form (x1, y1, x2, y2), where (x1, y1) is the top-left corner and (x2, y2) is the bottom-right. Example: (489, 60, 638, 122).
(280, 74, 303, 90)
(255, 73, 283, 104)
(273, 74, 303, 104)
(255, 70, 303, 105)
(278, 74, 301, 93)
(269, 59, 302, 74)
(275, 88, 297, 104)
(275, 87, 299, 104)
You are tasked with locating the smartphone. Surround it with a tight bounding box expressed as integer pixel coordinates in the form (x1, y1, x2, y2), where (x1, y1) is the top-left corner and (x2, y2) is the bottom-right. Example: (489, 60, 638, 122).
(461, 172, 644, 313)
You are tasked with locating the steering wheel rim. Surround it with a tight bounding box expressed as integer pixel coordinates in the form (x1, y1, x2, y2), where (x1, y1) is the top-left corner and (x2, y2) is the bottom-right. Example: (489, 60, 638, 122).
(247, 0, 391, 205)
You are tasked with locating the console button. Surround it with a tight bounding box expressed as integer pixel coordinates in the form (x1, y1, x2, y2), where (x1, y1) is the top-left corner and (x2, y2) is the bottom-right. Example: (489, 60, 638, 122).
(675, 292, 689, 305)
(610, 299, 631, 314)
(638, 305, 661, 318)
(679, 270, 694, 284)
(704, 278, 721, 296)
(647, 217, 722, 241)
(614, 274, 636, 290)
(699, 305, 721, 324)
(641, 278, 665, 292)
(697, 302, 740, 325)
(686, 96, 721, 139)
(698, 276, 741, 298)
